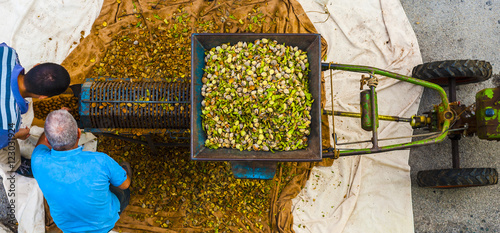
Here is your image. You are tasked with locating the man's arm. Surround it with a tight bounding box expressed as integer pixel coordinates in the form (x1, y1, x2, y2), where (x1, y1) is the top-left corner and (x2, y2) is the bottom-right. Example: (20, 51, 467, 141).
(117, 175, 131, 190)
(108, 159, 131, 190)
(36, 132, 52, 149)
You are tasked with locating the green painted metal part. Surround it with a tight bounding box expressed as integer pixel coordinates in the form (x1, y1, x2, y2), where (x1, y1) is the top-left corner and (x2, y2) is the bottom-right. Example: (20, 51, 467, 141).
(323, 110, 411, 122)
(360, 89, 379, 131)
(476, 87, 500, 140)
(321, 63, 451, 156)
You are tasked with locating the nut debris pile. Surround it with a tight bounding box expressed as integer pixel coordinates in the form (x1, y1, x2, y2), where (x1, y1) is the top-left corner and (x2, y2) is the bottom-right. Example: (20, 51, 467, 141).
(101, 135, 302, 231)
(201, 39, 313, 151)
(91, 10, 193, 82)
(33, 95, 79, 121)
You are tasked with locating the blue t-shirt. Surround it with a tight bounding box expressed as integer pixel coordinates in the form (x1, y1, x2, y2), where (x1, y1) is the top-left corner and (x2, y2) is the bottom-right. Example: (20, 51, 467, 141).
(31, 145, 127, 233)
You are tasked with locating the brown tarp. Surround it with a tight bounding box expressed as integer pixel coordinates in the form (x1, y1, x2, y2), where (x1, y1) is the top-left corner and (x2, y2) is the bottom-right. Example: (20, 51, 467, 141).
(62, 0, 328, 85)
(61, 0, 333, 232)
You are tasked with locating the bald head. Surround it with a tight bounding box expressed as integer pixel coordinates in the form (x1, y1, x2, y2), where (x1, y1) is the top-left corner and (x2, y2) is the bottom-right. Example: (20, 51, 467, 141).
(44, 110, 78, 151)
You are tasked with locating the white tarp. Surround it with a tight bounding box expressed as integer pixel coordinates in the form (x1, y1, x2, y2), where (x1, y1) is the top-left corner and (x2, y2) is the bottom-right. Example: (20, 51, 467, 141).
(293, 0, 423, 232)
(0, 0, 103, 232)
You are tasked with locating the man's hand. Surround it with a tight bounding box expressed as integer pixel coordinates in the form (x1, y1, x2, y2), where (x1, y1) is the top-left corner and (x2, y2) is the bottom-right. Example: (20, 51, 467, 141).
(14, 127, 30, 140)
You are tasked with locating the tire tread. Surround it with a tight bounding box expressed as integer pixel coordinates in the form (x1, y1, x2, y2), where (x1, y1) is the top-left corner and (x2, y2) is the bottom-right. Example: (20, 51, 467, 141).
(417, 168, 498, 188)
(412, 60, 492, 86)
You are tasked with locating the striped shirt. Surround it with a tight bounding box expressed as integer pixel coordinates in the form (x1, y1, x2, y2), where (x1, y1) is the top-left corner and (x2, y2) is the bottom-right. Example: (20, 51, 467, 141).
(0, 43, 29, 149)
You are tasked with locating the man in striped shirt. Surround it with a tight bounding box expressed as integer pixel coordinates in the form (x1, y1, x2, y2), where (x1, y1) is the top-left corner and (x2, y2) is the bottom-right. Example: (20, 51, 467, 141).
(0, 43, 70, 176)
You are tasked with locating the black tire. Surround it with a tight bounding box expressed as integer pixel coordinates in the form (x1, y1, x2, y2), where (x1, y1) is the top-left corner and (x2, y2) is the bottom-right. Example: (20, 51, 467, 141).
(417, 168, 498, 188)
(412, 60, 492, 86)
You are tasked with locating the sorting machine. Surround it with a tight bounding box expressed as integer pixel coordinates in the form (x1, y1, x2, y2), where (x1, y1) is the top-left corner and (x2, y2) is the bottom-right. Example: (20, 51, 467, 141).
(71, 33, 497, 187)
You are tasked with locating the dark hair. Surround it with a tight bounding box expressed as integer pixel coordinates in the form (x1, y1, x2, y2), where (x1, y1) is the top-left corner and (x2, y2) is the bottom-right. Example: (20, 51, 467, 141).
(24, 63, 70, 97)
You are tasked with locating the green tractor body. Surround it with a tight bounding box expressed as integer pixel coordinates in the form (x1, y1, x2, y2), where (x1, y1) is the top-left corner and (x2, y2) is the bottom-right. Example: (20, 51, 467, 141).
(476, 87, 500, 140)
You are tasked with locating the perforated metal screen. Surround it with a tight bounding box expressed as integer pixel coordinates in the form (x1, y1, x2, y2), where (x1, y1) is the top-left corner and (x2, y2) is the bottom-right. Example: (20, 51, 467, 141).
(79, 80, 190, 129)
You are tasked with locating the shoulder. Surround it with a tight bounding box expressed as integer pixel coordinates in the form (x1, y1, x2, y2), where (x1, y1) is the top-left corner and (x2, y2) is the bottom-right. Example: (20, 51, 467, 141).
(32, 144, 50, 157)
(86, 151, 123, 177)
(0, 43, 21, 65)
(0, 43, 15, 52)
(84, 150, 110, 158)
(0, 44, 18, 60)
(82, 150, 115, 163)
(31, 144, 50, 164)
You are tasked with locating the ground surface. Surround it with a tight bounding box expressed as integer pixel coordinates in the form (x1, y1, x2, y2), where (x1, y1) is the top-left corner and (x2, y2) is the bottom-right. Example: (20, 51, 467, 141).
(400, 0, 500, 232)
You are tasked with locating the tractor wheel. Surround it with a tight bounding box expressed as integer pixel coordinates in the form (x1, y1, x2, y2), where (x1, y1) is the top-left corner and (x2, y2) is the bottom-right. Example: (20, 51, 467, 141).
(417, 168, 498, 188)
(412, 60, 492, 86)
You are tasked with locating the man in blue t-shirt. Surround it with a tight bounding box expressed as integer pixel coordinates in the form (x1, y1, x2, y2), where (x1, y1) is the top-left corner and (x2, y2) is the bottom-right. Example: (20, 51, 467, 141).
(0, 42, 70, 176)
(32, 110, 131, 232)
